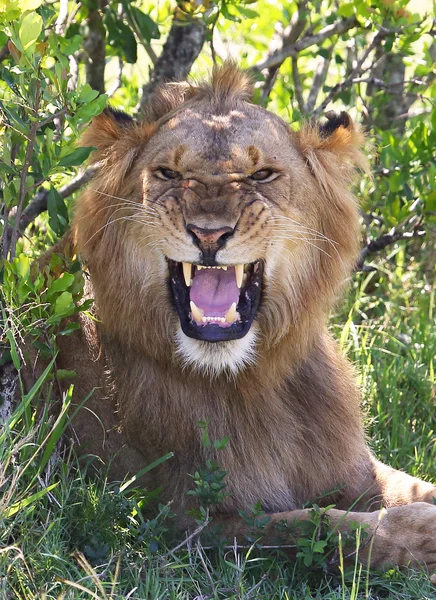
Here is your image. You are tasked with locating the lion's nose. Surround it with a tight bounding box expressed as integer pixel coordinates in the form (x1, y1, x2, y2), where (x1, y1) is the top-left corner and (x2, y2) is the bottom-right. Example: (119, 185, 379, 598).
(187, 224, 235, 263)
(187, 224, 234, 248)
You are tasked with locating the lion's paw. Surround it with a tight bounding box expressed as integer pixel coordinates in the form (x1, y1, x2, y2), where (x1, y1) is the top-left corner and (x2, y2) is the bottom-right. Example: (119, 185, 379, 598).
(370, 502, 436, 572)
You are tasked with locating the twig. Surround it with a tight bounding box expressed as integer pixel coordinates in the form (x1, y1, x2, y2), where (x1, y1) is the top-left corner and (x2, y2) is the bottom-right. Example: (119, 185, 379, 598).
(245, 573, 268, 598)
(5, 80, 41, 259)
(196, 541, 216, 596)
(143, 41, 158, 65)
(253, 16, 359, 72)
(37, 107, 69, 129)
(393, 108, 431, 121)
(107, 57, 124, 98)
(313, 29, 386, 116)
(200, 542, 297, 551)
(312, 24, 420, 116)
(209, 9, 220, 65)
(260, 0, 308, 104)
(55, 0, 69, 35)
(166, 516, 210, 556)
(68, 54, 79, 93)
(356, 221, 426, 271)
(291, 56, 305, 113)
(306, 44, 334, 112)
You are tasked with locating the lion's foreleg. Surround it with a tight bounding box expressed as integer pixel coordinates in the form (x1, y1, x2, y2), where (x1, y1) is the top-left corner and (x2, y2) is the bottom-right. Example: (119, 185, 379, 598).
(213, 504, 436, 571)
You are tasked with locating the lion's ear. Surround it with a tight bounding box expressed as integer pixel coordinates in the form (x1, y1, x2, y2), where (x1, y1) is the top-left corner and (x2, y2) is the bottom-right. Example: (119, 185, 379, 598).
(79, 107, 156, 192)
(295, 112, 370, 187)
(80, 108, 136, 159)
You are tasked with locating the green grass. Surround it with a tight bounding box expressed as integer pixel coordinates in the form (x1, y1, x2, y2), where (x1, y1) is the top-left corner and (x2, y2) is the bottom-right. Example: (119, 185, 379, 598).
(1, 248, 436, 599)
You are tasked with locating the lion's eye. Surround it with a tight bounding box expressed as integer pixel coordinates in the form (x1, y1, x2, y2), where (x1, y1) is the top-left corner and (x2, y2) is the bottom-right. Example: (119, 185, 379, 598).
(156, 168, 181, 180)
(249, 169, 274, 181)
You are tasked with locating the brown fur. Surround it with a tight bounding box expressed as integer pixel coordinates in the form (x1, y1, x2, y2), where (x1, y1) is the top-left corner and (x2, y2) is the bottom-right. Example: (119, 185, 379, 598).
(35, 64, 436, 571)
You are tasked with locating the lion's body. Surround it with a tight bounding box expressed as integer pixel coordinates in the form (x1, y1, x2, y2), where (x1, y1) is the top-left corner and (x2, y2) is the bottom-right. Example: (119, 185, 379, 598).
(56, 308, 370, 513)
(34, 65, 436, 569)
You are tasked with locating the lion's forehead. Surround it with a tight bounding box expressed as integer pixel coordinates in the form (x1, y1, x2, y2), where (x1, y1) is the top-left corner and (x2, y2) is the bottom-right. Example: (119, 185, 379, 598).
(153, 104, 292, 166)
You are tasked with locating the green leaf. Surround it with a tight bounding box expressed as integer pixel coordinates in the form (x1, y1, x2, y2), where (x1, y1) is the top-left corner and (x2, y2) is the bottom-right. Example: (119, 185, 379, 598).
(5, 329, 20, 370)
(58, 322, 81, 335)
(128, 5, 160, 42)
(337, 2, 354, 17)
(105, 10, 137, 63)
(35, 386, 73, 477)
(54, 291, 73, 315)
(221, 4, 240, 22)
(47, 186, 67, 235)
(313, 540, 327, 553)
(74, 95, 107, 122)
(235, 5, 259, 18)
(56, 369, 77, 379)
(19, 11, 43, 51)
(78, 84, 99, 104)
(5, 483, 59, 517)
(58, 146, 95, 167)
(21, 0, 44, 10)
(119, 452, 174, 492)
(15, 253, 30, 280)
(47, 273, 75, 295)
(384, 33, 395, 53)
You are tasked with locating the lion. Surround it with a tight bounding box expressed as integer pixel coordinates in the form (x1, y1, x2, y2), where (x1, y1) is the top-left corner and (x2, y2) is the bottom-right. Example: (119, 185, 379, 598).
(35, 64, 436, 571)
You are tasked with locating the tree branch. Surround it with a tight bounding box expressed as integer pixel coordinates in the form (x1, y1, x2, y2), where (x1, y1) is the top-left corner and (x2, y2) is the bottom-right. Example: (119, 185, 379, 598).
(139, 16, 206, 111)
(356, 220, 426, 271)
(312, 28, 385, 116)
(260, 0, 309, 104)
(107, 57, 124, 98)
(9, 166, 98, 242)
(253, 16, 359, 72)
(291, 57, 305, 113)
(83, 2, 106, 94)
(305, 44, 334, 112)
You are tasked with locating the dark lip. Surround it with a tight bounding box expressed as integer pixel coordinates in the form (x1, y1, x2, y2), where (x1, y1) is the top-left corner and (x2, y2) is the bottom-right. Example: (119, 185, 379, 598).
(167, 260, 264, 342)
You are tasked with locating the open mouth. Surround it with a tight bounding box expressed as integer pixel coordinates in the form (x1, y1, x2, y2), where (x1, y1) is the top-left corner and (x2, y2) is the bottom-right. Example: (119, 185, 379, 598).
(168, 260, 264, 342)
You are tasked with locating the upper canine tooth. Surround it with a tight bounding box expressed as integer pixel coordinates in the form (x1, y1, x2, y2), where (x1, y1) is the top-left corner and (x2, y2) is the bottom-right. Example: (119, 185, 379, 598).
(235, 264, 244, 289)
(225, 302, 237, 324)
(190, 301, 204, 323)
(182, 262, 192, 287)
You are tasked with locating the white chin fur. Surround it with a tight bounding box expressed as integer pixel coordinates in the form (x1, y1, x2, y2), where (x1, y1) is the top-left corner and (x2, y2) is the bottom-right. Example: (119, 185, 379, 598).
(175, 325, 259, 377)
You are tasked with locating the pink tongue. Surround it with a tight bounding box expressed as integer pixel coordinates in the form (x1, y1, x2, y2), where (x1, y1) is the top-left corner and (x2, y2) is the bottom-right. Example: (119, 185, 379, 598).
(190, 267, 240, 316)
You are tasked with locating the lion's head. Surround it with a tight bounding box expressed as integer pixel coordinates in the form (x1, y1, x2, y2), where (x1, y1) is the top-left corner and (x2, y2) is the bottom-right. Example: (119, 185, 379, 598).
(74, 64, 368, 375)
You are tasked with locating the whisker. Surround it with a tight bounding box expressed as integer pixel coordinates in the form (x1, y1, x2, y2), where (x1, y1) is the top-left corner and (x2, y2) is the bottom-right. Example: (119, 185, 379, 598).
(268, 237, 333, 259)
(268, 216, 339, 245)
(84, 215, 156, 246)
(92, 189, 142, 205)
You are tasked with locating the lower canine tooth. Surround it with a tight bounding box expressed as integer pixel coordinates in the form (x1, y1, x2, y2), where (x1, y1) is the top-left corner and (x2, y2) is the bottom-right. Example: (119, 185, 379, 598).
(190, 301, 204, 323)
(225, 302, 237, 324)
(183, 262, 192, 287)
